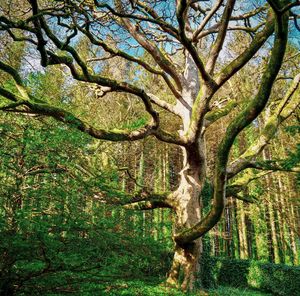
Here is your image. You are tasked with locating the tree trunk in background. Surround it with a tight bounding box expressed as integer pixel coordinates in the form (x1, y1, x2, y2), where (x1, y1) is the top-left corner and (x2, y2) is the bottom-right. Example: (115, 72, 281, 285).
(245, 205, 254, 259)
(237, 200, 248, 259)
(274, 180, 285, 264)
(214, 225, 220, 257)
(233, 199, 241, 259)
(286, 177, 299, 265)
(264, 198, 275, 263)
(224, 202, 233, 257)
(263, 148, 281, 263)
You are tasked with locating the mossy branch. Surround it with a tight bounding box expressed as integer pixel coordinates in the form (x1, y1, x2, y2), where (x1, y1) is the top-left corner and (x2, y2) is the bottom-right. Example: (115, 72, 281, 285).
(174, 4, 289, 245)
(228, 73, 300, 178)
(204, 100, 238, 127)
(216, 11, 275, 87)
(123, 192, 173, 210)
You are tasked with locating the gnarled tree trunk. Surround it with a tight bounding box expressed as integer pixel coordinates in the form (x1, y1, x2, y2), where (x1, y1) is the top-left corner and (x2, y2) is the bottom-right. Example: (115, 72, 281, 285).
(166, 142, 206, 291)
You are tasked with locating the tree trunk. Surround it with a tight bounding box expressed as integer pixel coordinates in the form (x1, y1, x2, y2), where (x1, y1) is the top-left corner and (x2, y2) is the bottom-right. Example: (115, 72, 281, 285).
(166, 143, 206, 291)
(165, 53, 206, 291)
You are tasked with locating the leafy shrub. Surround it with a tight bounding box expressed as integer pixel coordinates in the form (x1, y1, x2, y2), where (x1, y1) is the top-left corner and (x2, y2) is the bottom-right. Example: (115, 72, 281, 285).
(202, 257, 300, 296)
(0, 209, 171, 295)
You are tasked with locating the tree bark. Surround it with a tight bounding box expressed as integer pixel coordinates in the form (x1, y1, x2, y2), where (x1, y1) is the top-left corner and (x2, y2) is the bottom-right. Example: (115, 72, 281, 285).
(166, 143, 206, 291)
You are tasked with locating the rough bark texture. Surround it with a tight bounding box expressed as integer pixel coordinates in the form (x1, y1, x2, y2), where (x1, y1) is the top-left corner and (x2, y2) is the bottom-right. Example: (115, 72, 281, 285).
(162, 51, 207, 290)
(166, 142, 206, 290)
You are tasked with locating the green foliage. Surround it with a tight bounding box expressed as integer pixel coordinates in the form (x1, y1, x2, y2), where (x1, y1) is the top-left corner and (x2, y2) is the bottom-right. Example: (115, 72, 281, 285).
(82, 279, 271, 296)
(208, 286, 271, 296)
(284, 125, 300, 186)
(0, 113, 171, 295)
(202, 257, 300, 296)
(284, 144, 300, 168)
(0, 210, 170, 295)
(101, 280, 189, 296)
(122, 117, 148, 130)
(284, 125, 300, 136)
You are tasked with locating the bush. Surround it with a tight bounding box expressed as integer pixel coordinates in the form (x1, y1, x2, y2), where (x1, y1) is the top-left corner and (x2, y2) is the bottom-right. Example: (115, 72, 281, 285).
(0, 209, 172, 295)
(202, 257, 300, 296)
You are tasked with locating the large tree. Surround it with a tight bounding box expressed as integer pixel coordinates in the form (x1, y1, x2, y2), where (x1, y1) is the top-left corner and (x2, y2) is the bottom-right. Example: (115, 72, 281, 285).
(0, 0, 299, 291)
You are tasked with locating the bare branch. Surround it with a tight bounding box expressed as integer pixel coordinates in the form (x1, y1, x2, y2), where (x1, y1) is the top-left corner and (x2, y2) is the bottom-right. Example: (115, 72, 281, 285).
(95, 0, 179, 38)
(196, 22, 265, 39)
(115, 0, 183, 90)
(192, 0, 224, 42)
(79, 25, 182, 99)
(25, 165, 67, 176)
(29, 0, 49, 66)
(280, 1, 300, 13)
(176, 0, 216, 86)
(148, 93, 181, 117)
(206, 0, 236, 75)
(230, 5, 268, 20)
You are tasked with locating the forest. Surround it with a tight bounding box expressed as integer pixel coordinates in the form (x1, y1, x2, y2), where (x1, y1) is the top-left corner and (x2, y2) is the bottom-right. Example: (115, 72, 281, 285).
(0, 0, 299, 295)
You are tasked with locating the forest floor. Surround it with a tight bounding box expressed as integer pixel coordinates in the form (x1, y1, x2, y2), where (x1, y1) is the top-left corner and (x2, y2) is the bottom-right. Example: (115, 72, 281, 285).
(76, 279, 271, 296)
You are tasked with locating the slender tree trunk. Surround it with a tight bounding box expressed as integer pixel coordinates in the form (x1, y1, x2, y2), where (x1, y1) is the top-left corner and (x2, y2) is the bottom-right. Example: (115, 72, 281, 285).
(285, 177, 299, 265)
(245, 209, 252, 259)
(237, 200, 248, 259)
(264, 199, 275, 262)
(224, 203, 232, 257)
(233, 199, 241, 259)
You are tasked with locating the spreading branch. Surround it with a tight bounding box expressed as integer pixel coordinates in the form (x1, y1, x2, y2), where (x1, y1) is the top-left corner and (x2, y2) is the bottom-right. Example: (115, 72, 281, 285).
(175, 3, 289, 245)
(228, 73, 300, 178)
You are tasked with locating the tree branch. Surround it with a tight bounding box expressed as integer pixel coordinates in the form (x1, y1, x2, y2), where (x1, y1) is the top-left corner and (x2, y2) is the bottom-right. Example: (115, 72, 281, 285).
(226, 171, 272, 202)
(29, 0, 49, 66)
(192, 0, 224, 42)
(216, 11, 275, 87)
(176, 0, 216, 86)
(174, 4, 289, 245)
(206, 0, 236, 75)
(0, 88, 157, 142)
(94, 0, 179, 38)
(228, 73, 300, 178)
(94, 189, 174, 210)
(25, 165, 67, 176)
(76, 13, 182, 99)
(114, 0, 183, 91)
(123, 192, 173, 210)
(280, 1, 300, 13)
(148, 93, 181, 117)
(204, 99, 238, 127)
(240, 160, 300, 173)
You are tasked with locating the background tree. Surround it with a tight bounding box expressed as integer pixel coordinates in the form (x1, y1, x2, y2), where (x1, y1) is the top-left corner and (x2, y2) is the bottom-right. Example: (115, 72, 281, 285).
(0, 0, 299, 291)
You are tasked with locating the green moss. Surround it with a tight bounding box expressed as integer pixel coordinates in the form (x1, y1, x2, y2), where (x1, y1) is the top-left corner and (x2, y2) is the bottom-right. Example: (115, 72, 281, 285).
(205, 101, 238, 123)
(263, 117, 278, 137)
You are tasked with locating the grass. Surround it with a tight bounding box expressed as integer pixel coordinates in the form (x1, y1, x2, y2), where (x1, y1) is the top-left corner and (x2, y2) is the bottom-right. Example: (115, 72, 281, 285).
(74, 279, 272, 296)
(208, 286, 271, 296)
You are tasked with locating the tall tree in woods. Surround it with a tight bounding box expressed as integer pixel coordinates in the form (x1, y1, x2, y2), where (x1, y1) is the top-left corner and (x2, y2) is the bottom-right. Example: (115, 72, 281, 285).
(0, 0, 300, 291)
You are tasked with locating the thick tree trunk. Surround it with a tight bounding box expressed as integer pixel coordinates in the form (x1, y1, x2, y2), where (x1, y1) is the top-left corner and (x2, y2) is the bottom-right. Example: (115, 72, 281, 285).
(166, 143, 206, 291)
(164, 52, 206, 291)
